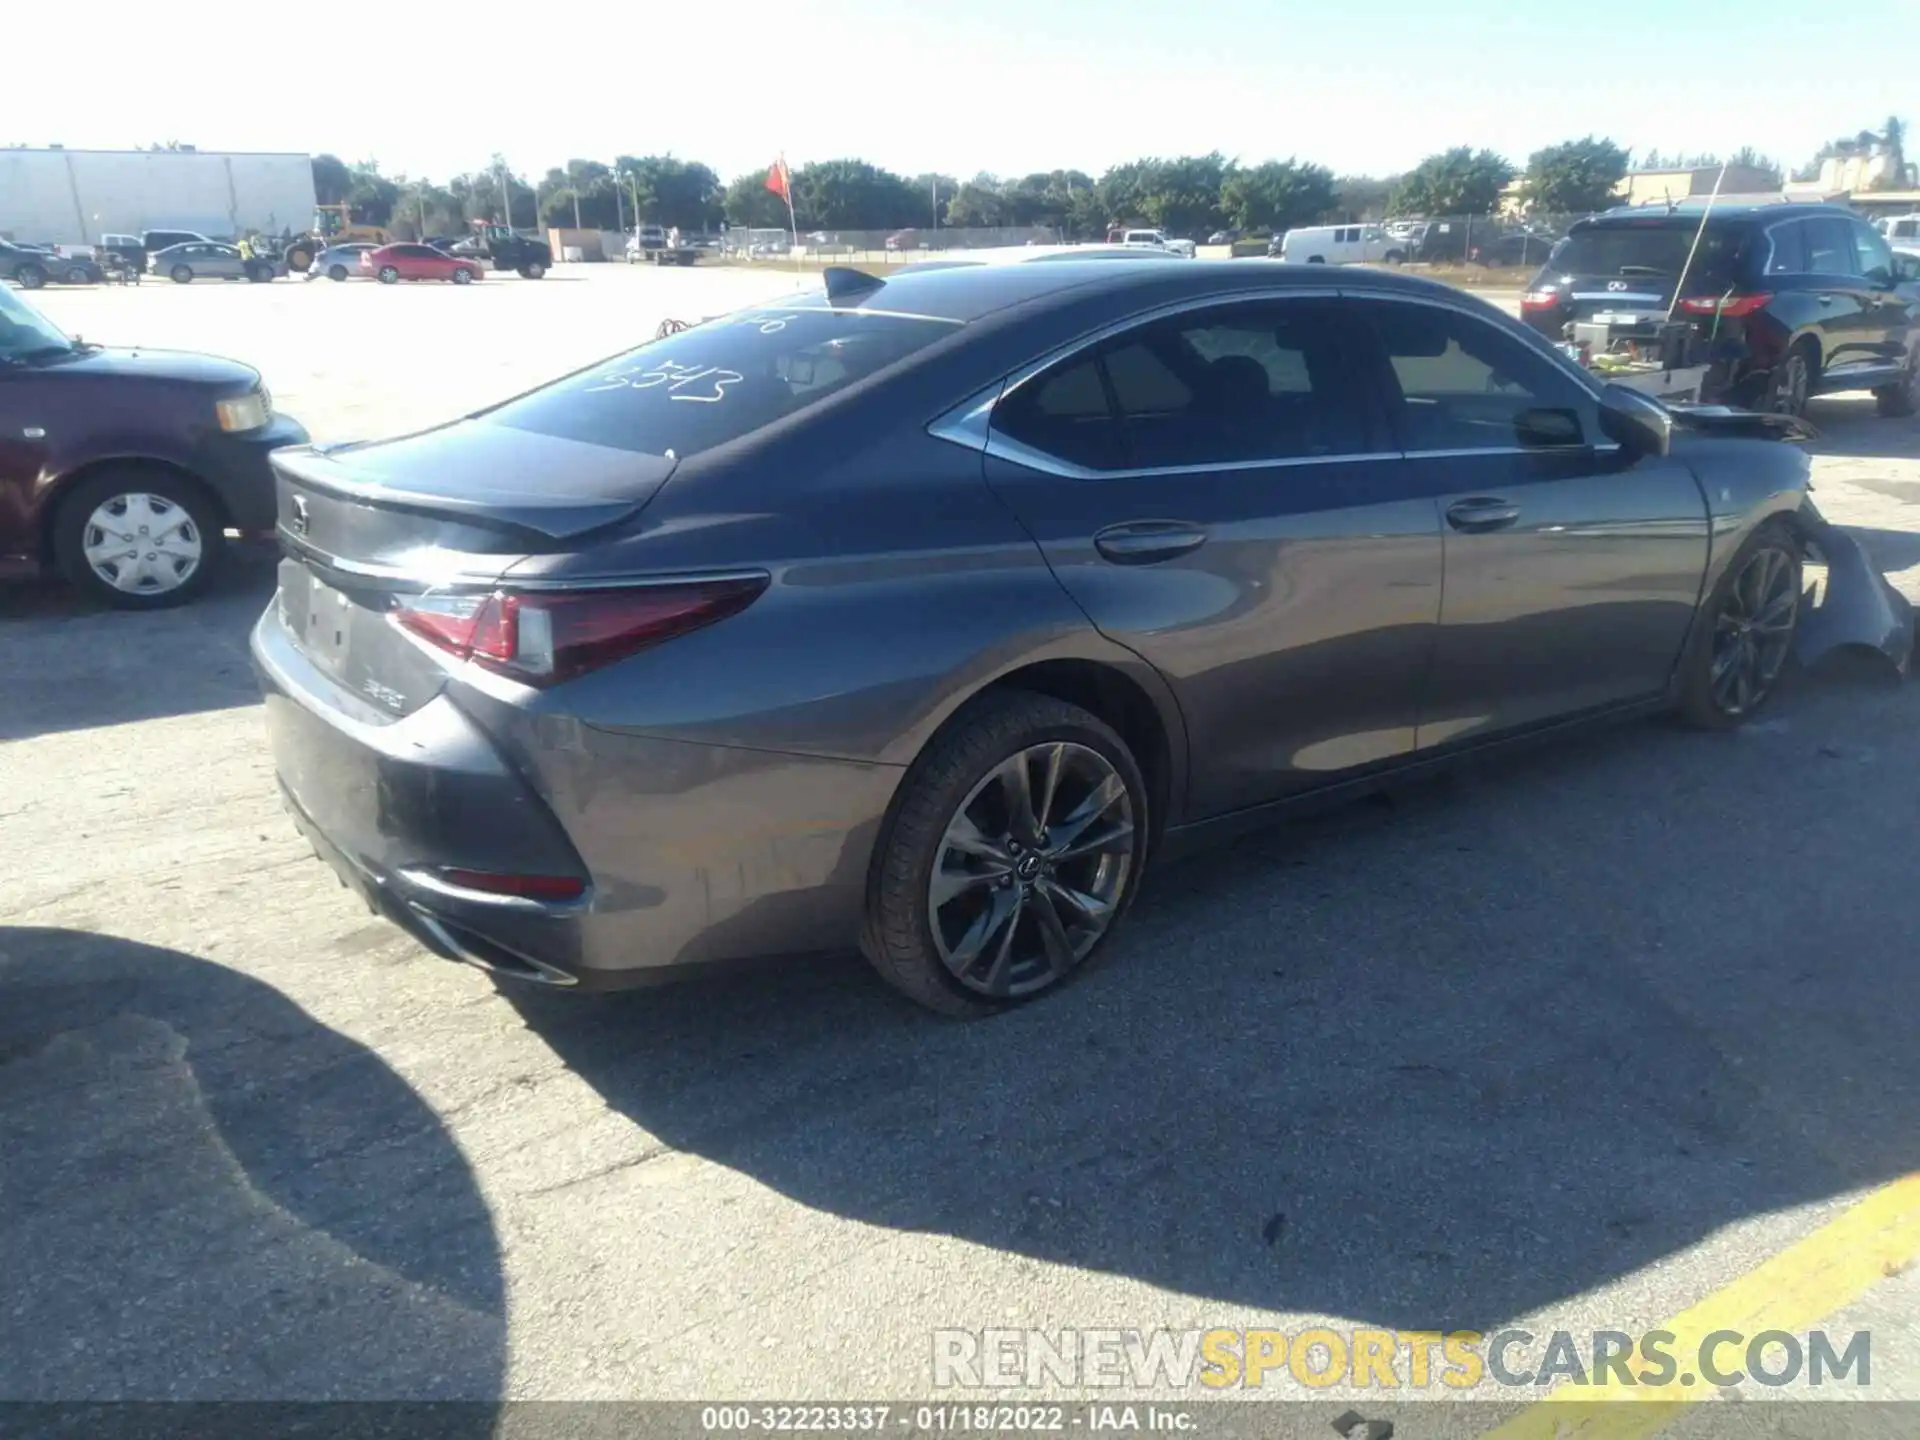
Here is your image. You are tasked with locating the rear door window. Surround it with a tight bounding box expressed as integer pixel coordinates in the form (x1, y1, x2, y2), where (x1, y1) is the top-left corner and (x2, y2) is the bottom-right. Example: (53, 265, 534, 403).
(1851, 223, 1897, 285)
(483, 304, 960, 458)
(1804, 219, 1859, 277)
(992, 297, 1369, 472)
(1764, 221, 1806, 275)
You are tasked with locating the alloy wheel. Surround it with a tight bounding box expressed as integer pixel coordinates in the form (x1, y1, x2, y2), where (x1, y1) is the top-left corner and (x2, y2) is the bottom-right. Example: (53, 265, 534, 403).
(81, 493, 203, 596)
(929, 741, 1135, 999)
(1710, 544, 1798, 716)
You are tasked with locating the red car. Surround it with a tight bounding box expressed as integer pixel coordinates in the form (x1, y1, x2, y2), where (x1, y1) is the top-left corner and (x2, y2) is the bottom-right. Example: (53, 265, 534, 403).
(360, 243, 482, 285)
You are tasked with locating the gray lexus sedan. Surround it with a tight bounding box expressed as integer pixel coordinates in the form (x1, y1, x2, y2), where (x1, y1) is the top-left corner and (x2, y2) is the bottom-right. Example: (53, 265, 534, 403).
(252, 261, 1912, 1014)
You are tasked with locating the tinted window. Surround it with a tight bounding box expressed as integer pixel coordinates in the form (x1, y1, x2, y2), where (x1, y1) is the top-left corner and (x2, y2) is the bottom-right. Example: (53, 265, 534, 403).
(1365, 301, 1590, 452)
(484, 304, 957, 458)
(1764, 221, 1806, 275)
(1804, 218, 1858, 276)
(993, 298, 1367, 472)
(1550, 223, 1750, 290)
(1852, 223, 1896, 284)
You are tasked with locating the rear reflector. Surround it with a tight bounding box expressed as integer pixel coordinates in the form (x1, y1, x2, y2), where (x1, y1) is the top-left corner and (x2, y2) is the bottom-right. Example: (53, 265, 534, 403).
(391, 576, 766, 685)
(1678, 292, 1771, 318)
(437, 868, 586, 901)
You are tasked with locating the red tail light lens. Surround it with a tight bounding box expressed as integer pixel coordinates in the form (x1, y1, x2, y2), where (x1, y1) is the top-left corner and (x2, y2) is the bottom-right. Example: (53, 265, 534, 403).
(392, 577, 766, 685)
(1678, 292, 1771, 318)
(1521, 290, 1561, 310)
(437, 868, 585, 901)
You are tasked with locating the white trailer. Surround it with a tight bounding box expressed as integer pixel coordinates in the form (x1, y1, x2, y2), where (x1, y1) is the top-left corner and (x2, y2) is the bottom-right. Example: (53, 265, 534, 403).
(0, 149, 316, 247)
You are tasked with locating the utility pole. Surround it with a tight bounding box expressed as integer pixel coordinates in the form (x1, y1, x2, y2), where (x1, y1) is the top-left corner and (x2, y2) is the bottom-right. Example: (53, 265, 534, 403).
(497, 164, 511, 229)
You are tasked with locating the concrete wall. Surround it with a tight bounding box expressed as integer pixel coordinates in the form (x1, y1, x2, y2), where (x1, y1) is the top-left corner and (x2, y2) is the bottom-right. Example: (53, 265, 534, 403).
(0, 150, 315, 245)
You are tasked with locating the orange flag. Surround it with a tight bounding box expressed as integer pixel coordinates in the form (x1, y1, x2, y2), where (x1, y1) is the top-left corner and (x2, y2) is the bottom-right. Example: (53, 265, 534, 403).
(764, 158, 791, 202)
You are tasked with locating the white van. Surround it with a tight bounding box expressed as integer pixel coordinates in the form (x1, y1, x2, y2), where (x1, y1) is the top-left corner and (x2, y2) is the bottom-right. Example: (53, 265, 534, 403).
(1876, 215, 1920, 245)
(1276, 223, 1407, 265)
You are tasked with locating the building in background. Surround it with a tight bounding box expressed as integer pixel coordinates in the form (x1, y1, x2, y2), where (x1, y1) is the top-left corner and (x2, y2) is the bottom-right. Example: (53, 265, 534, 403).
(1614, 164, 1781, 208)
(0, 147, 316, 246)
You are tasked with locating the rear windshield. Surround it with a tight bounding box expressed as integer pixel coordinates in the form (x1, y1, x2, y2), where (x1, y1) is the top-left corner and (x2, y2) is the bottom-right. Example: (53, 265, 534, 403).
(481, 304, 960, 458)
(1549, 224, 1751, 288)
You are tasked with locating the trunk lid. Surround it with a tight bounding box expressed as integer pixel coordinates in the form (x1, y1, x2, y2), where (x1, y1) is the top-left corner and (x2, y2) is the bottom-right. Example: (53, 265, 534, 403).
(1534, 222, 1754, 325)
(270, 419, 675, 717)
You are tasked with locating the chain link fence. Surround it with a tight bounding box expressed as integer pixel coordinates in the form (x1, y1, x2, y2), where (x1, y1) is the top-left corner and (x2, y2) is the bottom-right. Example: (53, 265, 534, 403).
(717, 225, 1064, 264)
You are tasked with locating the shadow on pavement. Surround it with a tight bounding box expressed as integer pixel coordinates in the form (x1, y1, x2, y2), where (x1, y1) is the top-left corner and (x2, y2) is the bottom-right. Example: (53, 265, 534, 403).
(512, 676, 1920, 1333)
(0, 928, 505, 1403)
(0, 551, 275, 741)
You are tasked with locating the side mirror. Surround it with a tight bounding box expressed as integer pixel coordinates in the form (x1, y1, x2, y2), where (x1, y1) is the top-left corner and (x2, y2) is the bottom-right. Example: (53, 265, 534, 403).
(1597, 384, 1672, 458)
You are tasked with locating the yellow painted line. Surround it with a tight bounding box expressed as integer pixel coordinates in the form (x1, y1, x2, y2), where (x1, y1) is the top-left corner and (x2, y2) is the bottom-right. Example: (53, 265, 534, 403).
(1481, 1172, 1920, 1440)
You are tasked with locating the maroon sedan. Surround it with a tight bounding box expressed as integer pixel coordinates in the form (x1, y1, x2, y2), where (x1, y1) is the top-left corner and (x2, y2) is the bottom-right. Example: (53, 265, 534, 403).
(361, 243, 482, 285)
(0, 283, 307, 607)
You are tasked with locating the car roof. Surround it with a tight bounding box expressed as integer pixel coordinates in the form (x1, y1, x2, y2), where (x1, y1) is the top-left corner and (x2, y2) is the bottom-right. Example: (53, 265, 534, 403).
(774, 256, 1460, 325)
(1578, 201, 1858, 229)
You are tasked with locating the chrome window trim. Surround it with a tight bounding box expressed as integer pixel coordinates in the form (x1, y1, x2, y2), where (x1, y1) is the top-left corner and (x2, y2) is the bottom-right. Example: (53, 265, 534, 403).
(926, 283, 1613, 478)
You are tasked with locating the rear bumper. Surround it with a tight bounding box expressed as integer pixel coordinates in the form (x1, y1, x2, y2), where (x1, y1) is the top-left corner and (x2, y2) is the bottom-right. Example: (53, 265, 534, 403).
(250, 602, 902, 991)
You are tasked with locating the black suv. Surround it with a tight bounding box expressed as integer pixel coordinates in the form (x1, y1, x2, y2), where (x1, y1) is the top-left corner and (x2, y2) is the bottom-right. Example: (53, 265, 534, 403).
(1521, 203, 1920, 418)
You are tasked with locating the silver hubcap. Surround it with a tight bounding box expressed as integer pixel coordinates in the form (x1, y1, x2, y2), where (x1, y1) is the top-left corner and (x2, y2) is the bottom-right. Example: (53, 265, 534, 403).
(930, 742, 1135, 998)
(1711, 545, 1797, 715)
(82, 492, 203, 595)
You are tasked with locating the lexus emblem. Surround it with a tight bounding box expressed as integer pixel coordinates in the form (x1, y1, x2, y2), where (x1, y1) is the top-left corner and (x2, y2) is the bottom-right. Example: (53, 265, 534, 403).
(289, 495, 310, 535)
(1607, 280, 1629, 291)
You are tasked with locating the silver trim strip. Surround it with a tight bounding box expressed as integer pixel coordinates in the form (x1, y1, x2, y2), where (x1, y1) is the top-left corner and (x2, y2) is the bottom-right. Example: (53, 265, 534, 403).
(1570, 291, 1664, 303)
(405, 905, 580, 987)
(281, 535, 768, 594)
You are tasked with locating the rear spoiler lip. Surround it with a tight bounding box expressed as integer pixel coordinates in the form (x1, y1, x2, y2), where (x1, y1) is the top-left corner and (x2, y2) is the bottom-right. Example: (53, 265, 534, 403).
(1665, 404, 1818, 443)
(271, 443, 658, 542)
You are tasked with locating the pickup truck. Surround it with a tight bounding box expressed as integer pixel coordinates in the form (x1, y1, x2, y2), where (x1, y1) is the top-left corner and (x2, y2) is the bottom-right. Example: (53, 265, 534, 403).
(625, 225, 700, 266)
(1117, 228, 1197, 258)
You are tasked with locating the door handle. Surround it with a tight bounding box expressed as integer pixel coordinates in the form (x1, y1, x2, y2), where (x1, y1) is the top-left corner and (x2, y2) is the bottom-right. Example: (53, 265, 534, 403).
(1093, 520, 1208, 565)
(1445, 498, 1521, 533)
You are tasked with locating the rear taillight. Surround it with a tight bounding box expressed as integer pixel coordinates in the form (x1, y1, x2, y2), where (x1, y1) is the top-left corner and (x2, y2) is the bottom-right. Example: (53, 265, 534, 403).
(1521, 290, 1560, 310)
(391, 578, 766, 685)
(436, 868, 585, 901)
(1678, 292, 1771, 318)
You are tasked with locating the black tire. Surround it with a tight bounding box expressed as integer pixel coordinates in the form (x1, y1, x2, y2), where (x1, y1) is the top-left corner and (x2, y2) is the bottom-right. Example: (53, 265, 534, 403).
(861, 691, 1149, 1017)
(328, 264, 348, 282)
(16, 263, 48, 289)
(51, 469, 224, 610)
(65, 265, 93, 285)
(1765, 341, 1816, 418)
(170, 264, 193, 284)
(377, 266, 400, 284)
(1383, 249, 1406, 265)
(286, 246, 314, 273)
(246, 263, 272, 283)
(451, 266, 473, 285)
(1874, 346, 1919, 418)
(517, 261, 546, 279)
(1675, 518, 1802, 731)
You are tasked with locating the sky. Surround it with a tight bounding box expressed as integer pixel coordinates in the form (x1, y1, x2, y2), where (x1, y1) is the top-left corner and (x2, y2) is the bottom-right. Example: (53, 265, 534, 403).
(12, 0, 1915, 186)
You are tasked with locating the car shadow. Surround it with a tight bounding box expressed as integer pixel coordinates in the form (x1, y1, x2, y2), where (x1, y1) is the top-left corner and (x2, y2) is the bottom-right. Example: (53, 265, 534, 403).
(508, 675, 1920, 1333)
(0, 548, 275, 741)
(0, 927, 505, 1405)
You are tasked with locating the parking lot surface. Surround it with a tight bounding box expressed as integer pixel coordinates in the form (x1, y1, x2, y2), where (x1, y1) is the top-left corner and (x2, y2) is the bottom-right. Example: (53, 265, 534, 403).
(4, 265, 1920, 1415)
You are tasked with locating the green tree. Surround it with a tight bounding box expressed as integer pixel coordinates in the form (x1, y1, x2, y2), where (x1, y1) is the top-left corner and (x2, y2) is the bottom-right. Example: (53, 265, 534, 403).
(1220, 159, 1337, 234)
(942, 178, 1006, 228)
(1331, 174, 1396, 222)
(614, 155, 723, 230)
(1390, 147, 1514, 216)
(722, 169, 790, 229)
(1136, 152, 1232, 237)
(311, 154, 352, 206)
(789, 159, 920, 229)
(1521, 137, 1629, 214)
(346, 162, 401, 227)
